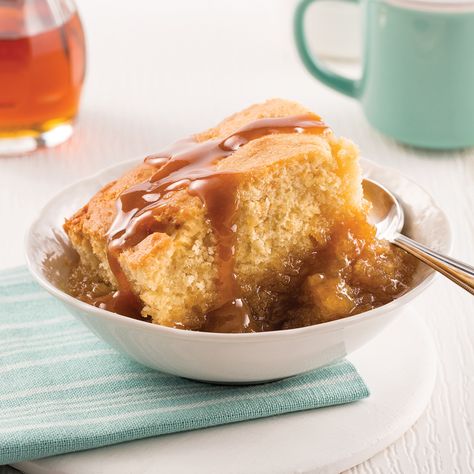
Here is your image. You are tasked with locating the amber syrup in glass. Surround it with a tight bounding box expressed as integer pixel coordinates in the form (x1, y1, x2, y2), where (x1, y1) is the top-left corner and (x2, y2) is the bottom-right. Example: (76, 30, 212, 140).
(0, 2, 85, 151)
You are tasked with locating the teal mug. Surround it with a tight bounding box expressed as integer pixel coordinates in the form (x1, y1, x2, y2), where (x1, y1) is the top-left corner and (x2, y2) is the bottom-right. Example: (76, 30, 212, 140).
(294, 0, 474, 149)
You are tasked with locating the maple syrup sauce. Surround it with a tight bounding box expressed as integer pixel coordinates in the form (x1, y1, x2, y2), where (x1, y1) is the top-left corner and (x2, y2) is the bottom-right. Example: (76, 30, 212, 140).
(101, 114, 328, 329)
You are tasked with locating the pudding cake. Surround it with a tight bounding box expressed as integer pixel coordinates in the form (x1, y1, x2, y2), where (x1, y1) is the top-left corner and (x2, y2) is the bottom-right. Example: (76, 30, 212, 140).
(64, 99, 415, 332)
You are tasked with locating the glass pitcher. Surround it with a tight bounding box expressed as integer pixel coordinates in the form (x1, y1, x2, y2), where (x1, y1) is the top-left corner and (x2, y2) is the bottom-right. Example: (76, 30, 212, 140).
(0, 0, 86, 155)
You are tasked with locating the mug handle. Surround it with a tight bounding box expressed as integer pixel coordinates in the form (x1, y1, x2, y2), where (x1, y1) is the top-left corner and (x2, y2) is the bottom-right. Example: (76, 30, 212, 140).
(294, 0, 360, 98)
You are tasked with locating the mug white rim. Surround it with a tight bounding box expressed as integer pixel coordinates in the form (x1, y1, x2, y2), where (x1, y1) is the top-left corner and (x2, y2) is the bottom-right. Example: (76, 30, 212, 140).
(385, 0, 474, 12)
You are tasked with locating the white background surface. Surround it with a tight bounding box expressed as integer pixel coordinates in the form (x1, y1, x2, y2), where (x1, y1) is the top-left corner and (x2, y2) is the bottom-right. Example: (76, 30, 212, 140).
(0, 0, 473, 472)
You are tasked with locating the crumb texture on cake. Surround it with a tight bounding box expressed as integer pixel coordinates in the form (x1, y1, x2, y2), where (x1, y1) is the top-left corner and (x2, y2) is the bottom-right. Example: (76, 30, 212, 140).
(64, 98, 411, 331)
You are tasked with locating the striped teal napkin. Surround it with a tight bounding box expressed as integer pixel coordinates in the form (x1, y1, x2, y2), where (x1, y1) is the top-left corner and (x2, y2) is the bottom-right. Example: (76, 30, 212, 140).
(0, 266, 369, 465)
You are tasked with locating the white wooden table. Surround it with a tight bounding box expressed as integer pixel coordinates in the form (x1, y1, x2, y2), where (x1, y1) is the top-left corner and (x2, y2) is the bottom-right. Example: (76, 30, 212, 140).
(1, 0, 473, 471)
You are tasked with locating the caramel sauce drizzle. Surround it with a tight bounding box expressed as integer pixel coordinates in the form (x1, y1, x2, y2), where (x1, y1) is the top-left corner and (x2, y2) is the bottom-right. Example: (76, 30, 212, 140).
(100, 114, 328, 331)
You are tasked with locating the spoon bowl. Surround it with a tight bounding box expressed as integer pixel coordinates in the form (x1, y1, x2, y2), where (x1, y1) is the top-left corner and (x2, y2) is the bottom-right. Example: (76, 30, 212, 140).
(363, 178, 474, 295)
(362, 178, 404, 239)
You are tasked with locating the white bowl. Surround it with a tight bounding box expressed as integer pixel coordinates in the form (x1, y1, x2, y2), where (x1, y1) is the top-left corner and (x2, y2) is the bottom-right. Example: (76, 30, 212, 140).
(25, 158, 451, 383)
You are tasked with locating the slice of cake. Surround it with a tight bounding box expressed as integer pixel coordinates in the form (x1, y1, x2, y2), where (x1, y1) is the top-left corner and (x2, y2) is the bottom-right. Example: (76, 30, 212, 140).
(64, 98, 412, 332)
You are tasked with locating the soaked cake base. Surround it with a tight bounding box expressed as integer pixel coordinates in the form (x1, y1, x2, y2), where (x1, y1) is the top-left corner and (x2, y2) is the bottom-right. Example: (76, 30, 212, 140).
(66, 212, 415, 332)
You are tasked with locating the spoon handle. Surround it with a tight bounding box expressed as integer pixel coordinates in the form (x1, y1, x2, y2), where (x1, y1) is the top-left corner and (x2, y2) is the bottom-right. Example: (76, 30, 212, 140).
(393, 233, 474, 295)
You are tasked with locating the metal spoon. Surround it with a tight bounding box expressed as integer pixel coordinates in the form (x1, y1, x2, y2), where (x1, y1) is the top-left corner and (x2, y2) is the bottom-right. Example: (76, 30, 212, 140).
(363, 178, 474, 295)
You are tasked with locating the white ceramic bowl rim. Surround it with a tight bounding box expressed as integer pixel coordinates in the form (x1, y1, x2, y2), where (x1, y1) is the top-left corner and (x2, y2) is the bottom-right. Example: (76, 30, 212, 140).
(25, 157, 452, 343)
